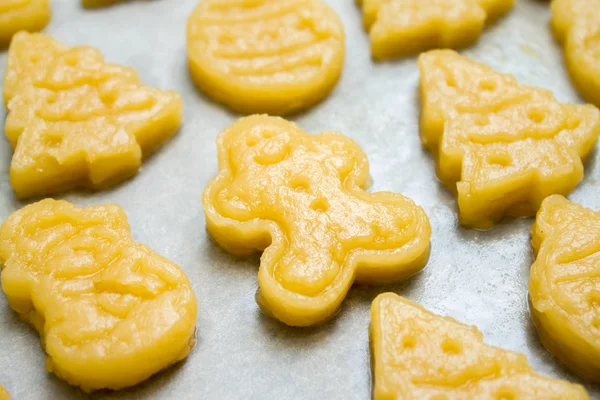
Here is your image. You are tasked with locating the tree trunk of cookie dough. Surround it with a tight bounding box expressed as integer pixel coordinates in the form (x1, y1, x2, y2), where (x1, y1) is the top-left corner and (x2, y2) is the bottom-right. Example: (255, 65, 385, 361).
(530, 299, 600, 383)
(457, 160, 583, 229)
(129, 93, 183, 157)
(9, 136, 142, 199)
(457, 176, 530, 229)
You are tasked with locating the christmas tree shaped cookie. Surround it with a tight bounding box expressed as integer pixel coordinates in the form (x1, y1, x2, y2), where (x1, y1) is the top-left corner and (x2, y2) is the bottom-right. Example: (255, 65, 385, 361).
(357, 0, 514, 60)
(552, 0, 600, 108)
(0, 0, 50, 47)
(530, 195, 600, 382)
(203, 115, 431, 326)
(419, 50, 600, 228)
(3, 32, 183, 199)
(371, 293, 589, 399)
(0, 199, 198, 392)
(187, 0, 345, 115)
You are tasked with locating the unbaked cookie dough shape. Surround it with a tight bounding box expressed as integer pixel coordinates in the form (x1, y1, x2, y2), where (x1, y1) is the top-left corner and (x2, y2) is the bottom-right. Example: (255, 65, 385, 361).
(419, 49, 600, 229)
(0, 199, 198, 392)
(530, 195, 600, 382)
(357, 0, 514, 60)
(3, 32, 183, 199)
(0, 385, 8, 400)
(203, 115, 431, 327)
(371, 293, 590, 399)
(552, 0, 600, 109)
(187, 0, 345, 115)
(0, 0, 50, 47)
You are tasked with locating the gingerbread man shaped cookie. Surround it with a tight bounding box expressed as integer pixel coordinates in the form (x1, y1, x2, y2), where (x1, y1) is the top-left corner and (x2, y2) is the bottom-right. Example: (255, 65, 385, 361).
(203, 115, 431, 326)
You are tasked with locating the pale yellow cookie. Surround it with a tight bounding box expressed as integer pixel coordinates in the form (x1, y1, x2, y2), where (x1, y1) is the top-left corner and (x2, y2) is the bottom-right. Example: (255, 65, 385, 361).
(187, 0, 345, 115)
(0, 199, 198, 392)
(371, 293, 589, 399)
(419, 49, 600, 228)
(552, 0, 600, 109)
(3, 32, 182, 199)
(531, 195, 600, 382)
(203, 115, 431, 326)
(0, 0, 50, 47)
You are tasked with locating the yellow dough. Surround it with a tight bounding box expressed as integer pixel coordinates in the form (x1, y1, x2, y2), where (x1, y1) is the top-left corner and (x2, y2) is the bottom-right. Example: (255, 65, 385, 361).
(3, 32, 183, 199)
(187, 0, 345, 115)
(552, 0, 600, 109)
(203, 115, 431, 327)
(419, 49, 600, 229)
(82, 0, 124, 7)
(371, 293, 589, 399)
(0, 199, 198, 392)
(530, 195, 600, 382)
(357, 0, 514, 60)
(0, 0, 50, 47)
(0, 385, 8, 400)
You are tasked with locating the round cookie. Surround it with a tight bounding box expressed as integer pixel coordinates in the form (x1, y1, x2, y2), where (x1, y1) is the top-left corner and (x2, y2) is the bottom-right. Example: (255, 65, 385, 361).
(186, 0, 345, 115)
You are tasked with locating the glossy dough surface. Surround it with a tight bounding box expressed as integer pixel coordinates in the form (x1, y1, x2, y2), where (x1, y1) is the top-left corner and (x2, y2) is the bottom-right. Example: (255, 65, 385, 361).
(530, 195, 600, 382)
(371, 293, 589, 399)
(203, 115, 431, 326)
(187, 0, 345, 115)
(0, 199, 198, 392)
(419, 50, 600, 229)
(3, 32, 183, 199)
(357, 0, 513, 60)
(0, 0, 50, 47)
(552, 0, 600, 109)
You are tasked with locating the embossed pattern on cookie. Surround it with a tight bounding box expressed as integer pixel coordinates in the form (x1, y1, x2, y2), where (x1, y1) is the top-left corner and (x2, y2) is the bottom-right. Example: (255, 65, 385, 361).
(530, 195, 600, 382)
(203, 115, 431, 326)
(3, 32, 183, 199)
(187, 0, 345, 115)
(0, 199, 198, 392)
(371, 293, 589, 399)
(419, 50, 600, 229)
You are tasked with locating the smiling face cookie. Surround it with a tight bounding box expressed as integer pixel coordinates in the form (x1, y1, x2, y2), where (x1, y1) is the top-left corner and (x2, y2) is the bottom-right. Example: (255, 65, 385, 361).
(203, 115, 431, 327)
(0, 199, 198, 392)
(419, 50, 600, 229)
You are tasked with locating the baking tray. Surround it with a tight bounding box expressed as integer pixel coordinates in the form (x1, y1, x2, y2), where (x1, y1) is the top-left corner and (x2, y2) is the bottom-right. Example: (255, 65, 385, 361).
(1, 0, 599, 399)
